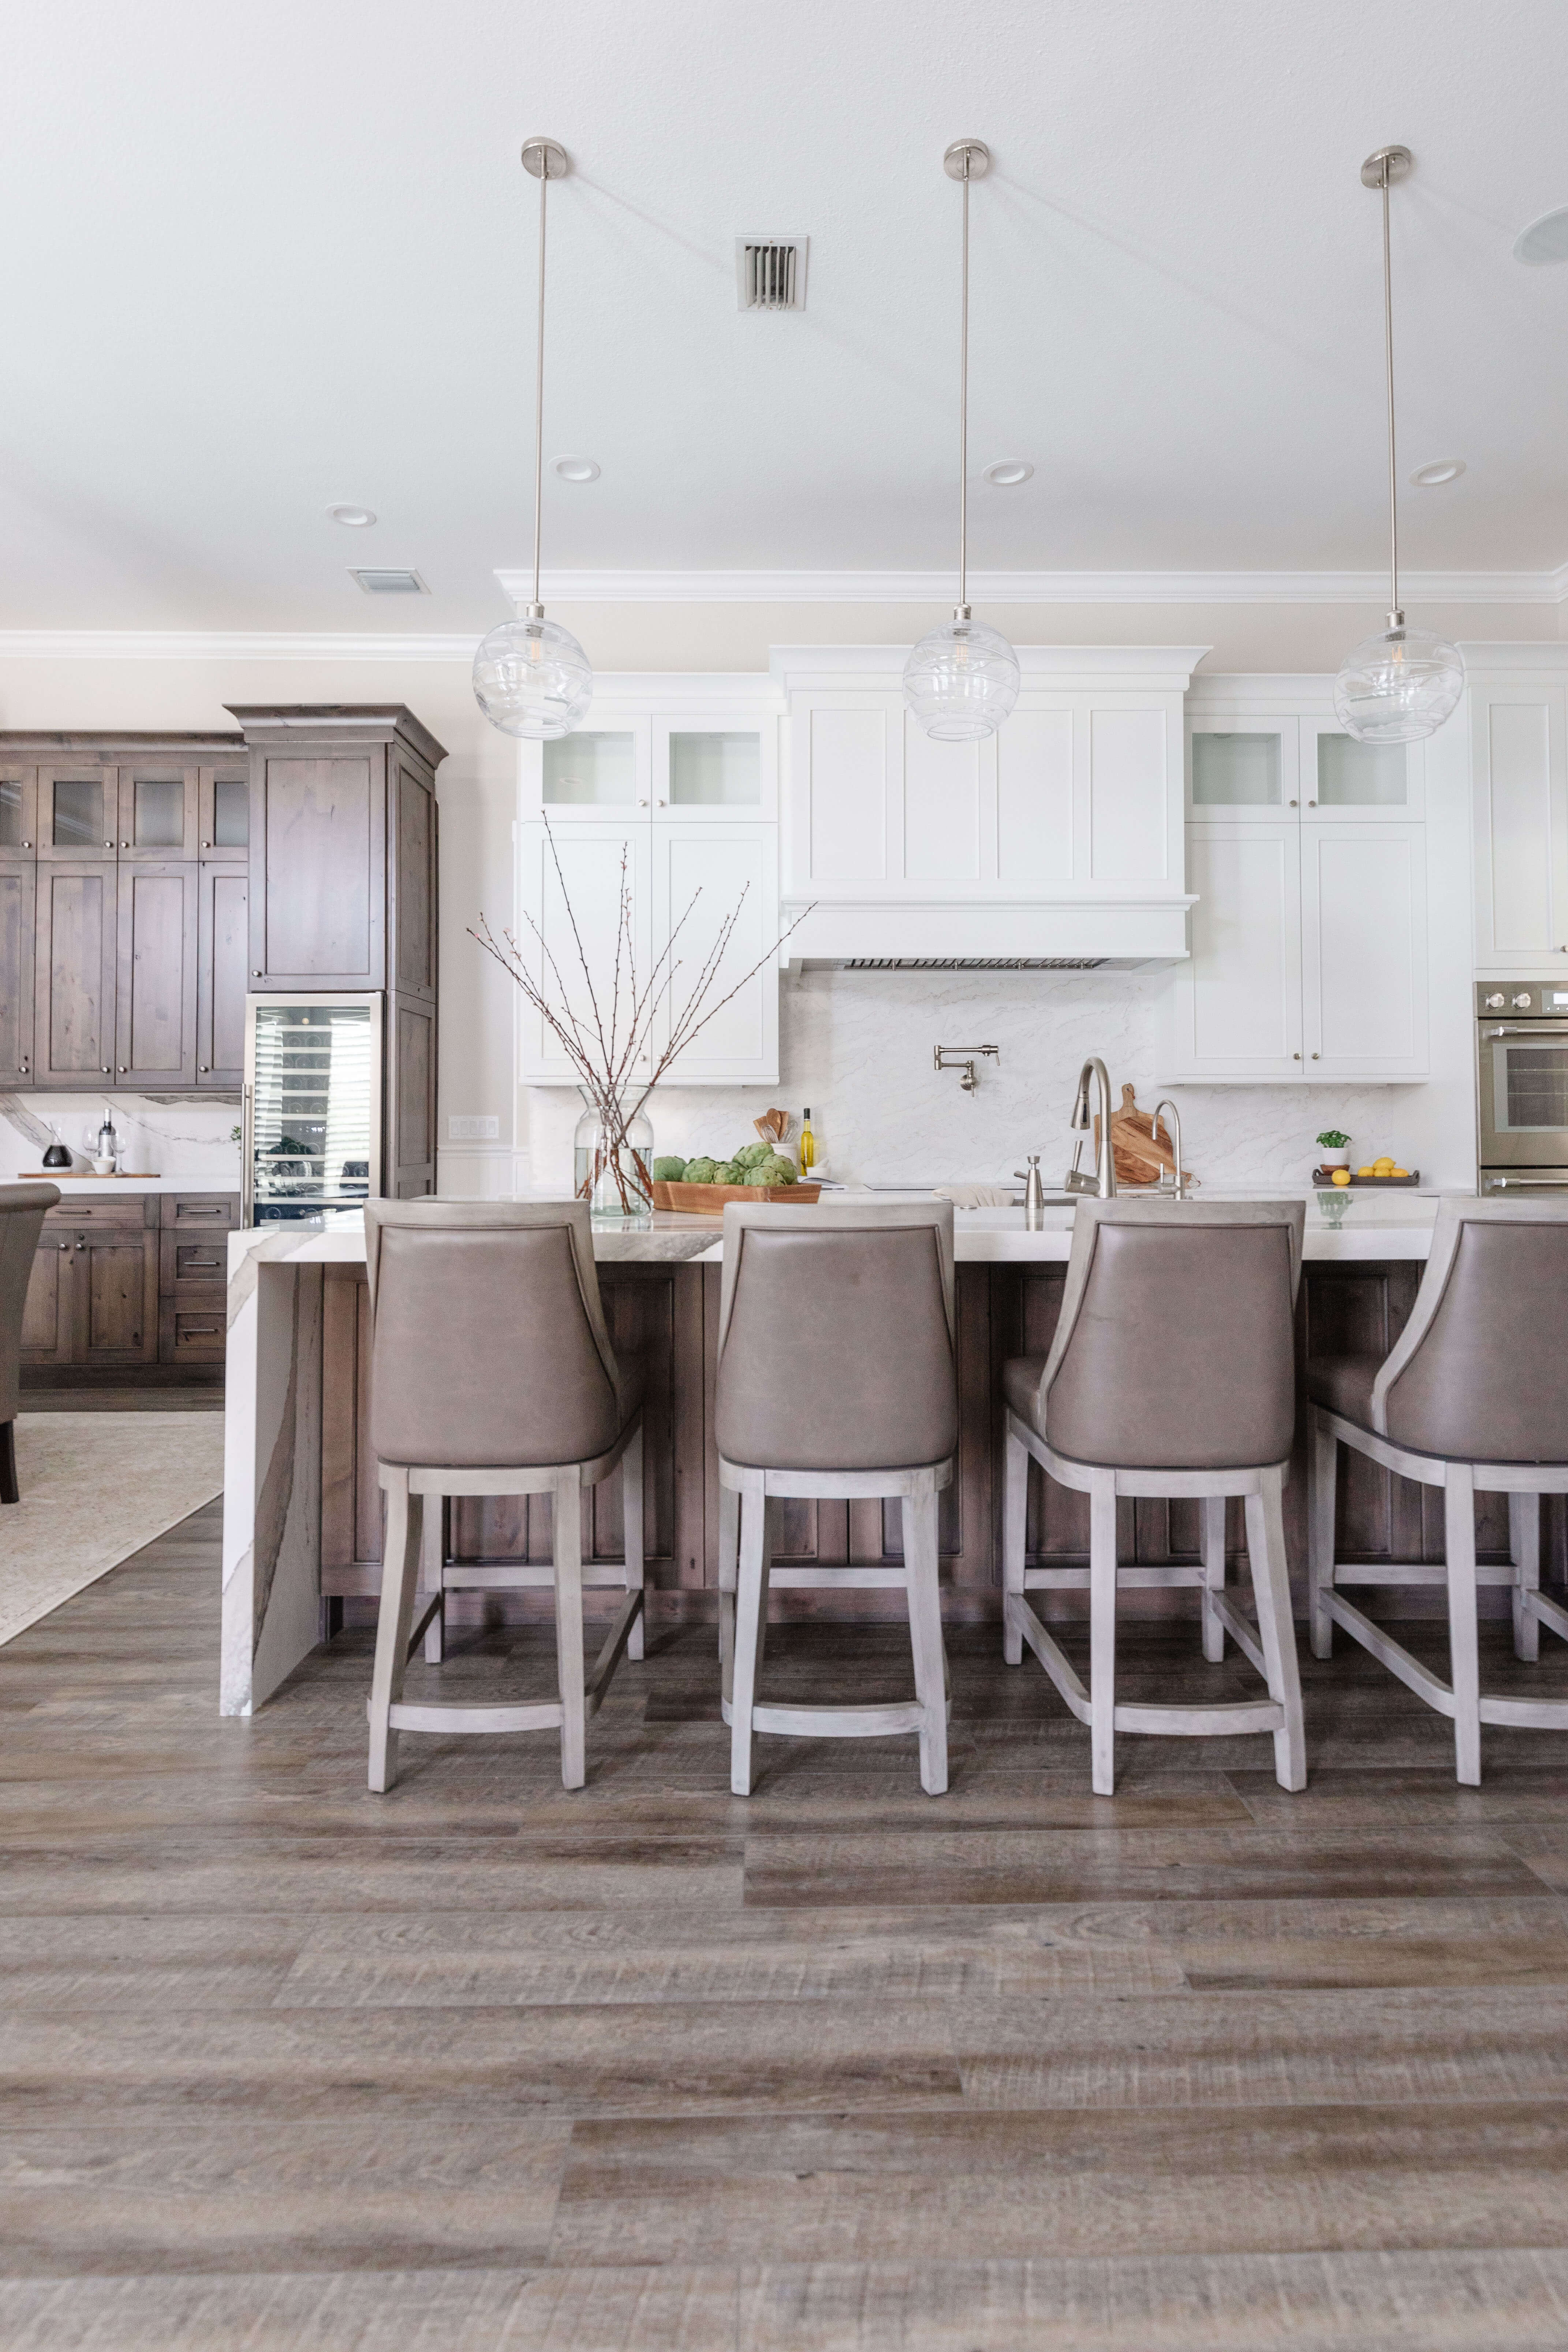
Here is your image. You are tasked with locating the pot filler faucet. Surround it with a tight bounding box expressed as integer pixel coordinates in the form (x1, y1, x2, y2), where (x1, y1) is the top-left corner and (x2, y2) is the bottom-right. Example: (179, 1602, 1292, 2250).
(1063, 1058, 1118, 1198)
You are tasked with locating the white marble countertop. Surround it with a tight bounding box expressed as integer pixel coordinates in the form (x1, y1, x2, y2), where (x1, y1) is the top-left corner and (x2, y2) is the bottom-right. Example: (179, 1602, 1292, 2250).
(10, 1175, 239, 1194)
(227, 1186, 1445, 1277)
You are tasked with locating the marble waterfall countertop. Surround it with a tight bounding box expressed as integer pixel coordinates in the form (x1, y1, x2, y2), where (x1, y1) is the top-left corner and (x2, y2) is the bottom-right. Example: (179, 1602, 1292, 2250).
(226, 1186, 1443, 1284)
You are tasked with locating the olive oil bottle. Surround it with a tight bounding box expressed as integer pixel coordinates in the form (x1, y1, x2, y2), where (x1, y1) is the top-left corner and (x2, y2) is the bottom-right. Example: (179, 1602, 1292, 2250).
(798, 1108, 817, 1173)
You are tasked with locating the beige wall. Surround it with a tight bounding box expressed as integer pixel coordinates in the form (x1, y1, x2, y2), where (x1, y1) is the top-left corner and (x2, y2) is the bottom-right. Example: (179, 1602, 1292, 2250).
(0, 594, 1552, 1166)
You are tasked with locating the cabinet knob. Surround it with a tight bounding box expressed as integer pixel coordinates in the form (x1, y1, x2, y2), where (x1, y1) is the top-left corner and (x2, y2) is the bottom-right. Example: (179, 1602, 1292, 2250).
(252, 969, 262, 977)
(16, 1061, 26, 1074)
(57, 1240, 67, 1252)
(104, 840, 114, 848)
(19, 841, 29, 850)
(118, 1065, 128, 1073)
(121, 840, 131, 848)
(1308, 798, 1317, 808)
(1311, 1051, 1320, 1060)
(199, 1064, 210, 1073)
(1293, 1051, 1302, 1060)
(202, 839, 212, 849)
(1289, 799, 1298, 808)
(657, 798, 667, 807)
(101, 1065, 111, 1073)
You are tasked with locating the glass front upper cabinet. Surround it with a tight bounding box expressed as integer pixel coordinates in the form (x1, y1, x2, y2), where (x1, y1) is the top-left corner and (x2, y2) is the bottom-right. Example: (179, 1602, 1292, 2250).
(38, 770, 112, 857)
(1186, 720, 1299, 824)
(0, 769, 37, 856)
(653, 720, 777, 821)
(521, 723, 652, 820)
(117, 767, 196, 856)
(1299, 721, 1424, 821)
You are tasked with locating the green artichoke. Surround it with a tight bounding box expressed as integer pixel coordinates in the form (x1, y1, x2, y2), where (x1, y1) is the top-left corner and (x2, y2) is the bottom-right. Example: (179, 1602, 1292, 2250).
(683, 1156, 718, 1185)
(758, 1154, 797, 1184)
(712, 1160, 744, 1185)
(652, 1157, 688, 1183)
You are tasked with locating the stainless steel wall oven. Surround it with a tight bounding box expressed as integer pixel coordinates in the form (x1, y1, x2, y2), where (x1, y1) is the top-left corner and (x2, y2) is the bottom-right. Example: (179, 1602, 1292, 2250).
(1477, 982, 1568, 1195)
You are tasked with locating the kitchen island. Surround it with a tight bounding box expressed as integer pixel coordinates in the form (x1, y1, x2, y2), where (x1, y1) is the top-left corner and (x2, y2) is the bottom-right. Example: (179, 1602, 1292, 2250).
(222, 1191, 1522, 1715)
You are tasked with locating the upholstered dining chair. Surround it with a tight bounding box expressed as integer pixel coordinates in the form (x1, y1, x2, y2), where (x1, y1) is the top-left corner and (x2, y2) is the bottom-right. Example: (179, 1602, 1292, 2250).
(362, 1198, 645, 1792)
(1308, 1196, 1568, 1784)
(0, 1183, 60, 1504)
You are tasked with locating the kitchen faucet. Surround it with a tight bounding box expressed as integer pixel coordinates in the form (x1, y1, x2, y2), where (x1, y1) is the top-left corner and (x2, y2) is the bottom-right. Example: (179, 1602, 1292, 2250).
(1152, 1097, 1187, 1200)
(1064, 1058, 1118, 1198)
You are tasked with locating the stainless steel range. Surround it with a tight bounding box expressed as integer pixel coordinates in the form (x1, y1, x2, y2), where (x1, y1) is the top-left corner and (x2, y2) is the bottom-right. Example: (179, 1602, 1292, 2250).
(1477, 981, 1568, 1196)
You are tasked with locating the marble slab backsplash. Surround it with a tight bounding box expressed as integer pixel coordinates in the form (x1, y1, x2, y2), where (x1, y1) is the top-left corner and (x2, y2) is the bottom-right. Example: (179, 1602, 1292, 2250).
(0, 1094, 243, 1183)
(521, 966, 1472, 1194)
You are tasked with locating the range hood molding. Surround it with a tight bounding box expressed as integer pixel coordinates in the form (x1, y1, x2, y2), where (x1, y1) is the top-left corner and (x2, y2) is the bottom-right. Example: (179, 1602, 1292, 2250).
(782, 895, 1194, 970)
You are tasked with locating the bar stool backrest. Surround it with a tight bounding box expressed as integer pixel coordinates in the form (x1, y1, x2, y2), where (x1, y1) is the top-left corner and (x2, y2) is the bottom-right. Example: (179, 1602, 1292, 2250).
(716, 1202, 957, 1471)
(1373, 1198, 1568, 1463)
(1036, 1196, 1306, 1471)
(364, 1199, 622, 1469)
(0, 1183, 60, 1426)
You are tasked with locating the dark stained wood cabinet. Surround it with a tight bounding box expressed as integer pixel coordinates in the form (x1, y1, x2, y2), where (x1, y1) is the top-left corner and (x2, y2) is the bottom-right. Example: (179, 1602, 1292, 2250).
(197, 863, 248, 1085)
(21, 1191, 238, 1386)
(115, 863, 198, 1087)
(231, 705, 442, 1000)
(33, 862, 118, 1086)
(0, 866, 34, 1083)
(0, 734, 248, 1097)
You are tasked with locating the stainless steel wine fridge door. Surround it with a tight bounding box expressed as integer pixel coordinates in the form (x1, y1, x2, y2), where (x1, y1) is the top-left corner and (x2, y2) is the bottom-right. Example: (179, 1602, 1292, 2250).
(242, 993, 383, 1226)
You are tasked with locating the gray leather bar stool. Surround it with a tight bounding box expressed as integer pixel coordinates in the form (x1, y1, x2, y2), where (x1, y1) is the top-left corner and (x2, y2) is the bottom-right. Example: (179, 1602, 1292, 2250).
(363, 1200, 645, 1792)
(1308, 1197, 1568, 1784)
(716, 1202, 958, 1797)
(0, 1183, 60, 1504)
(1002, 1197, 1307, 1796)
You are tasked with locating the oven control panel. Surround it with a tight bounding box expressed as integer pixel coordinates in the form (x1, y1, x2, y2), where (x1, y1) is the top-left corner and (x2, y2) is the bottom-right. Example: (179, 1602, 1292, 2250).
(1476, 985, 1568, 1018)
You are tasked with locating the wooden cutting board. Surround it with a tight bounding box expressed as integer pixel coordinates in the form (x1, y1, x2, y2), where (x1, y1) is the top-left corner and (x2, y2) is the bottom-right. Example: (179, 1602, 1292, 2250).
(1095, 1084, 1197, 1190)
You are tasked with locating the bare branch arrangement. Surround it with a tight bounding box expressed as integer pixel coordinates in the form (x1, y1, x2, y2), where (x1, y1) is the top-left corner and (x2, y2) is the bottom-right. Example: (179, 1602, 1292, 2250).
(474, 818, 813, 1214)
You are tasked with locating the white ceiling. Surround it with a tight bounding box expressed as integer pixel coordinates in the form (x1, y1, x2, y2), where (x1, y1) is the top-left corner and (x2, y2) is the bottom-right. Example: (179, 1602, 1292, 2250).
(5, 0, 1568, 628)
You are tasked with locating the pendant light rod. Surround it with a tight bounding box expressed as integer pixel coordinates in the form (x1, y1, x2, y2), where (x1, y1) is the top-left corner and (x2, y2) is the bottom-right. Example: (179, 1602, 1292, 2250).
(944, 139, 990, 618)
(521, 137, 569, 619)
(1361, 144, 1412, 627)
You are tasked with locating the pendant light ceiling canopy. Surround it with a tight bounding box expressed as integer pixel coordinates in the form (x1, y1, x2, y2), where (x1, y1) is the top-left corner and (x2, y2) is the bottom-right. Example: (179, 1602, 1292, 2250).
(1333, 146, 1463, 747)
(903, 139, 1019, 744)
(473, 135, 593, 741)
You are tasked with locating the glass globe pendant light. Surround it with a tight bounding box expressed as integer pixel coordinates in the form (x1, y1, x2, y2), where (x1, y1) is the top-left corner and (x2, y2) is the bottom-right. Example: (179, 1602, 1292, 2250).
(1333, 147, 1463, 746)
(903, 139, 1020, 743)
(473, 137, 593, 740)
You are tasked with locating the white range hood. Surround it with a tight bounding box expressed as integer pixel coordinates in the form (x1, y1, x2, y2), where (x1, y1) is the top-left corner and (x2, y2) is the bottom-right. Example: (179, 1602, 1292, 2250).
(773, 645, 1205, 968)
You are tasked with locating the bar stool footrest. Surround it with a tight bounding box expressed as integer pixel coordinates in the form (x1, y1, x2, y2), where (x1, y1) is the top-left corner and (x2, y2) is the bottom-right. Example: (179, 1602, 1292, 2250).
(721, 1696, 933, 1739)
(381, 1699, 565, 1735)
(1113, 1698, 1284, 1737)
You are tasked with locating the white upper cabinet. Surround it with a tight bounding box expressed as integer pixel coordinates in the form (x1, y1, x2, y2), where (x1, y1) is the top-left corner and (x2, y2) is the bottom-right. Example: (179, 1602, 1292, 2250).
(1165, 679, 1430, 1083)
(1469, 665, 1568, 974)
(775, 646, 1202, 964)
(516, 679, 784, 1085)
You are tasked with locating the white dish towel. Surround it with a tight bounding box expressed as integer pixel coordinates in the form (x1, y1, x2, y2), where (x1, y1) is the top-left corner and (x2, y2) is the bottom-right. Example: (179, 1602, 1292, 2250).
(933, 1183, 1019, 1209)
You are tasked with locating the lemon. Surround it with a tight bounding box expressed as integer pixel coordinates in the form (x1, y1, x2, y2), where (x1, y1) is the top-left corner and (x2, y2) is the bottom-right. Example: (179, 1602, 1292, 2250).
(1331, 1168, 1352, 1187)
(1390, 1166, 1409, 1179)
(1356, 1165, 1375, 1177)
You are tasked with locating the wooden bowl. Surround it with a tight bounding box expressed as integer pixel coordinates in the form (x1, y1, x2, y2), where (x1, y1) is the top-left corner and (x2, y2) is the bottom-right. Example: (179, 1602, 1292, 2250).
(652, 1180, 822, 1212)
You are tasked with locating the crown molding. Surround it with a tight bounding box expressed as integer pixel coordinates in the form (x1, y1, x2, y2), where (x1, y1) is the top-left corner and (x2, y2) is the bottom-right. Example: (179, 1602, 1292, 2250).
(0, 631, 481, 661)
(503, 566, 1568, 607)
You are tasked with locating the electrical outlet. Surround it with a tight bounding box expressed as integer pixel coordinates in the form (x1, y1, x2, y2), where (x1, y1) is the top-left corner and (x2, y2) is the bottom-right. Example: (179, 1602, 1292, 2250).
(447, 1115, 500, 1142)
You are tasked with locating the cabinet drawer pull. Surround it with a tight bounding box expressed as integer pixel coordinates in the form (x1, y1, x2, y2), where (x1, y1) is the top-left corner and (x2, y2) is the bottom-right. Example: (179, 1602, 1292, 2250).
(180, 1326, 221, 1337)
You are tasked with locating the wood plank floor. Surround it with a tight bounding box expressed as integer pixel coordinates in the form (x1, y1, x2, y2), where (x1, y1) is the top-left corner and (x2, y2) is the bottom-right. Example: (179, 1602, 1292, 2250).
(7, 1509, 1568, 2345)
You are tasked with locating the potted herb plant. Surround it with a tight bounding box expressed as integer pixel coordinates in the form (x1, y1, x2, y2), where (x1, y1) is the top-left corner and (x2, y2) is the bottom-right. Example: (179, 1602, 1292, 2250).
(1316, 1128, 1352, 1173)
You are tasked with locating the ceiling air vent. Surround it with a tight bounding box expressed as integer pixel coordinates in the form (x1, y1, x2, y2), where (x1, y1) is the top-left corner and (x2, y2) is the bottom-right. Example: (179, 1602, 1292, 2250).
(736, 238, 808, 311)
(350, 568, 428, 595)
(843, 956, 1107, 972)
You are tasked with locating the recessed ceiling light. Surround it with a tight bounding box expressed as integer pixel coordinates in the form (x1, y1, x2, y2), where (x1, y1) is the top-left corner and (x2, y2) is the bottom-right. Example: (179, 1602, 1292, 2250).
(551, 456, 600, 483)
(326, 503, 377, 527)
(981, 459, 1033, 487)
(1411, 458, 1465, 487)
(1515, 206, 1568, 265)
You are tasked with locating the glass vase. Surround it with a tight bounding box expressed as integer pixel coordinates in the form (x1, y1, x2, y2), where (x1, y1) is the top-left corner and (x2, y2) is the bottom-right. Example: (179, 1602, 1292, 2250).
(573, 1098, 654, 1227)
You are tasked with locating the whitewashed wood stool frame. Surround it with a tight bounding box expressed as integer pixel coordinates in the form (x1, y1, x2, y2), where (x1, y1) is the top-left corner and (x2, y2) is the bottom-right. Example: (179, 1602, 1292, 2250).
(717, 1458, 954, 1798)
(1003, 1415, 1305, 1797)
(367, 1414, 645, 1794)
(1309, 1407, 1567, 1785)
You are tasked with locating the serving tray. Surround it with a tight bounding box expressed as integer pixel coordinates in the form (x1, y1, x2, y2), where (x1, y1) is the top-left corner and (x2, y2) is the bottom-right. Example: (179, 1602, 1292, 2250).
(1311, 1170, 1421, 1188)
(652, 1180, 822, 1212)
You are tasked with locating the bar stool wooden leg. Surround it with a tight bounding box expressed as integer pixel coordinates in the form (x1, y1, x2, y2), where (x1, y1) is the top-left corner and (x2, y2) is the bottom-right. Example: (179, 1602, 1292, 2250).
(368, 1474, 424, 1794)
(1246, 1466, 1306, 1793)
(422, 1496, 445, 1664)
(1511, 1491, 1542, 1664)
(1003, 1421, 1027, 1665)
(623, 1422, 646, 1662)
(903, 1487, 948, 1797)
(1308, 1412, 1337, 1661)
(1445, 1464, 1482, 1787)
(553, 1471, 587, 1791)
(1089, 1470, 1117, 1797)
(717, 1481, 739, 1672)
(1201, 1494, 1227, 1664)
(730, 1486, 772, 1797)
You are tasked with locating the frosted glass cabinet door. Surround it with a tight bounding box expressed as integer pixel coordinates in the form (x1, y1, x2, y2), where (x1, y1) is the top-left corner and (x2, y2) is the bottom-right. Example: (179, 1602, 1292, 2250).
(649, 823, 779, 1083)
(1301, 824, 1428, 1077)
(1186, 720, 1298, 824)
(1168, 822, 1303, 1076)
(1471, 685, 1568, 971)
(1299, 721, 1424, 823)
(518, 724, 652, 822)
(653, 721, 778, 824)
(515, 822, 653, 1083)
